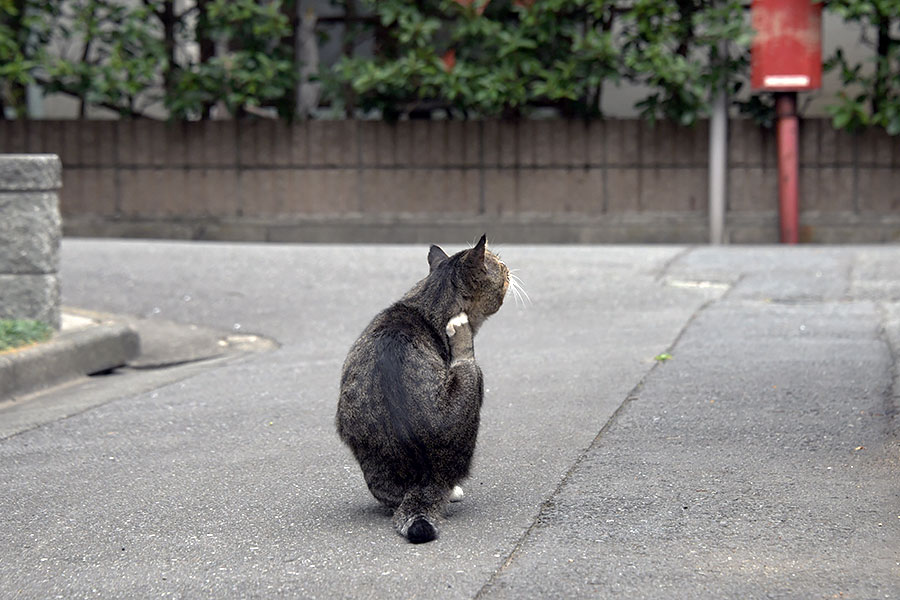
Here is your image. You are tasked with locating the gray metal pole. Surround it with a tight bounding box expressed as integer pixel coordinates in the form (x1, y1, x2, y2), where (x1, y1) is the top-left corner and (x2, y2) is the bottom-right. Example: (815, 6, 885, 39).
(708, 85, 728, 245)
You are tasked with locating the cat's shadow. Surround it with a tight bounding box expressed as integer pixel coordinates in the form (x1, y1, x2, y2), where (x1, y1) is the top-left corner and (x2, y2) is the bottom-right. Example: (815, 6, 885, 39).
(338, 496, 471, 530)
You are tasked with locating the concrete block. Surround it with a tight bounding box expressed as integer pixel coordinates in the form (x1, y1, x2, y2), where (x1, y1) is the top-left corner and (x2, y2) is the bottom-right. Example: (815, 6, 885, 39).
(360, 168, 480, 214)
(270, 122, 294, 167)
(893, 134, 900, 168)
(799, 166, 818, 212)
(834, 127, 857, 165)
(239, 120, 293, 167)
(162, 123, 189, 167)
(0, 274, 59, 325)
(294, 168, 358, 213)
(639, 120, 665, 165)
(819, 121, 841, 165)
(856, 128, 893, 167)
(402, 169, 432, 212)
(25, 121, 63, 157)
(520, 119, 585, 166)
(359, 121, 390, 167)
(445, 121, 480, 167)
(562, 168, 604, 214)
(802, 167, 855, 212)
(605, 120, 640, 166)
(289, 122, 309, 166)
(729, 167, 776, 212)
(194, 169, 240, 217)
(58, 120, 85, 166)
(196, 221, 269, 242)
(120, 169, 191, 217)
(483, 169, 517, 215)
(606, 168, 640, 212)
(240, 169, 293, 216)
(56, 120, 117, 167)
(760, 126, 777, 168)
(0, 191, 61, 273)
(116, 120, 141, 166)
(521, 120, 571, 166)
(727, 119, 751, 166)
(434, 169, 481, 214)
(857, 168, 900, 212)
(69, 120, 117, 167)
(360, 169, 402, 212)
(308, 120, 357, 167)
(517, 120, 540, 166)
(666, 121, 708, 167)
(686, 120, 710, 167)
(391, 121, 415, 166)
(640, 168, 706, 211)
(117, 119, 167, 167)
(482, 121, 518, 167)
(409, 121, 435, 167)
(799, 119, 819, 167)
(585, 120, 605, 166)
(183, 121, 238, 167)
(0, 154, 62, 327)
(728, 216, 780, 243)
(0, 120, 29, 153)
(730, 119, 769, 167)
(0, 154, 62, 191)
(564, 120, 589, 167)
(66, 219, 195, 240)
(239, 120, 273, 167)
(60, 168, 117, 216)
(517, 168, 603, 214)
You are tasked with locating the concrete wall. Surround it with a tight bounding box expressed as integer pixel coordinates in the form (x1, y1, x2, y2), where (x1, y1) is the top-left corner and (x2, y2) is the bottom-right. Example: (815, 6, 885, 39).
(0, 154, 62, 328)
(0, 120, 898, 244)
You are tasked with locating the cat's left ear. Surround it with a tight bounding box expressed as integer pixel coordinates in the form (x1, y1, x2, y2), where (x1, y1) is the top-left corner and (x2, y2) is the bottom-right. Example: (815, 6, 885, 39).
(428, 244, 449, 272)
(466, 234, 487, 269)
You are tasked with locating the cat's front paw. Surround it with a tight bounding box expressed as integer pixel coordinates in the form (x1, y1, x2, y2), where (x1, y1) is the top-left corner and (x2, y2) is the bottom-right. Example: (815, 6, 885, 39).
(445, 312, 469, 337)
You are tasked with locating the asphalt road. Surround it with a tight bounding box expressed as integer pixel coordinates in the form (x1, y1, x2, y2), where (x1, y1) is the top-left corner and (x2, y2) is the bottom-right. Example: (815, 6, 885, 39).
(1, 241, 897, 599)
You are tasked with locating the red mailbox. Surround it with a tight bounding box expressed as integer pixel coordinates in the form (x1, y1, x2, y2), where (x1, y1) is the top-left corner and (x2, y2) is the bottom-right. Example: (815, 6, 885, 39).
(751, 0, 823, 91)
(750, 0, 822, 244)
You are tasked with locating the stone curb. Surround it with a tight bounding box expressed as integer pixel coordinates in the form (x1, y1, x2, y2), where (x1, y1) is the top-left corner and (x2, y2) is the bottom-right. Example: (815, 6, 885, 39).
(0, 319, 139, 401)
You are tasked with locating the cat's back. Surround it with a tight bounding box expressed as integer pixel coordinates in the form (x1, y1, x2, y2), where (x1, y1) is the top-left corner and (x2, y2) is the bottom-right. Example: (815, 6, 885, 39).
(339, 302, 448, 408)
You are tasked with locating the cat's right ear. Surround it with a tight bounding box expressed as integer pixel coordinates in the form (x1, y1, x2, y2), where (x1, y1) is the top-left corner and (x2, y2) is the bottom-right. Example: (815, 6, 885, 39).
(428, 245, 448, 272)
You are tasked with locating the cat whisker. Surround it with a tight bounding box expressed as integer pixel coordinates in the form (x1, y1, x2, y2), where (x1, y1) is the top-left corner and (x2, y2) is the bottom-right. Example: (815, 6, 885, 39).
(507, 282, 523, 308)
(508, 273, 531, 306)
(506, 272, 531, 308)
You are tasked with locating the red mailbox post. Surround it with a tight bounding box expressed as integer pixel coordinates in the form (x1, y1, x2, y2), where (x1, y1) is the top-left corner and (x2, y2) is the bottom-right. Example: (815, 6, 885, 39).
(751, 0, 823, 244)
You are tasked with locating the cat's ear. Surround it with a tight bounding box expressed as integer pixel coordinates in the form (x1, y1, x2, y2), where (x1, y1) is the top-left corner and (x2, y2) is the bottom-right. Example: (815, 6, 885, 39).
(428, 245, 449, 272)
(466, 234, 487, 269)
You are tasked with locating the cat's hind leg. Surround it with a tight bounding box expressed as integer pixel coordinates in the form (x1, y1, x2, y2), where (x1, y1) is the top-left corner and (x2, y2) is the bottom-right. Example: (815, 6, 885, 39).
(449, 485, 465, 502)
(362, 463, 405, 508)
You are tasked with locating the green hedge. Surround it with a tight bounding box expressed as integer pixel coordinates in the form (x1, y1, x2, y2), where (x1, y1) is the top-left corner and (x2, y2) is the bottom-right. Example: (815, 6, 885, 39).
(0, 0, 897, 133)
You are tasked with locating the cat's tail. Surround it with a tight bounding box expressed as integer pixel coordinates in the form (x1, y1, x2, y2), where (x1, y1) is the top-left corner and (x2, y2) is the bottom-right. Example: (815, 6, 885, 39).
(393, 488, 440, 543)
(397, 514, 437, 544)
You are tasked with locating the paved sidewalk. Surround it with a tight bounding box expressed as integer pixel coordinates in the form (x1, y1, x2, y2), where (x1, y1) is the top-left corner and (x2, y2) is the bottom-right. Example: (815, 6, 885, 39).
(0, 240, 897, 599)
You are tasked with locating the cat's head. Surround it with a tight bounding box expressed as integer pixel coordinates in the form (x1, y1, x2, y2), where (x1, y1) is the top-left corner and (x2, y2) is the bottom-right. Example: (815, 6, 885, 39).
(427, 234, 509, 319)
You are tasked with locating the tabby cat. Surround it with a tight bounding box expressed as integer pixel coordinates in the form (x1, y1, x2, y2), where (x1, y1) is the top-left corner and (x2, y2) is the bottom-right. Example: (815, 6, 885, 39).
(336, 235, 510, 543)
